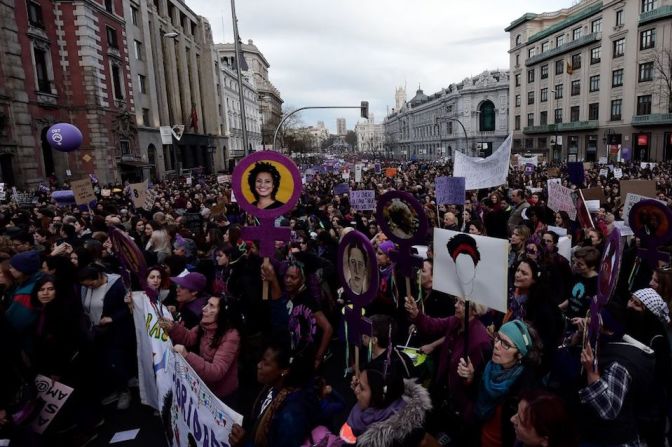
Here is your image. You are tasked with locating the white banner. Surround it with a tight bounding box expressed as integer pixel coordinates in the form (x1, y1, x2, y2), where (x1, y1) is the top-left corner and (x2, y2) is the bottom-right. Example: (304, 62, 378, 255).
(453, 134, 512, 190)
(518, 155, 538, 167)
(355, 164, 363, 182)
(547, 181, 577, 220)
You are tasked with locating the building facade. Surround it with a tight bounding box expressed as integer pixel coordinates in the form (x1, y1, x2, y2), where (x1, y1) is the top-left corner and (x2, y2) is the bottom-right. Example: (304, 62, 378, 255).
(507, 0, 672, 162)
(216, 40, 282, 149)
(336, 118, 347, 136)
(306, 121, 329, 150)
(383, 71, 510, 161)
(355, 114, 384, 154)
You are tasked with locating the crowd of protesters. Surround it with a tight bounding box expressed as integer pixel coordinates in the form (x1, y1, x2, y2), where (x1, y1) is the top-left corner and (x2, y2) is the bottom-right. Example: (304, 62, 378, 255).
(0, 157, 671, 447)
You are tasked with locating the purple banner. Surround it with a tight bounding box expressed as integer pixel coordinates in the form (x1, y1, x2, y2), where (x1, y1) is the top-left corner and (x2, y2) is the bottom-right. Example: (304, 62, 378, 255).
(435, 176, 466, 205)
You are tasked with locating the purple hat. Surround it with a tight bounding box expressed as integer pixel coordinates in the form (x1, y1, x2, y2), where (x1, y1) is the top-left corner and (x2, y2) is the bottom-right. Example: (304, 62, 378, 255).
(378, 240, 396, 256)
(170, 272, 206, 292)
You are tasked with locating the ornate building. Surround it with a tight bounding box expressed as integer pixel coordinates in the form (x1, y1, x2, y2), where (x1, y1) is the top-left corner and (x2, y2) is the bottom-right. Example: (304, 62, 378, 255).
(383, 71, 510, 160)
(355, 114, 384, 154)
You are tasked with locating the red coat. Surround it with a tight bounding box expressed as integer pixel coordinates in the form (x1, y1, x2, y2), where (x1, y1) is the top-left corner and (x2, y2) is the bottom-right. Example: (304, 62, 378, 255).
(169, 322, 240, 399)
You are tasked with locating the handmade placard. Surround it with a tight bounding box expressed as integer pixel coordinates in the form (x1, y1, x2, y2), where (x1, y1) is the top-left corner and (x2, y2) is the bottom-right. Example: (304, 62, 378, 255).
(435, 176, 465, 205)
(350, 190, 376, 211)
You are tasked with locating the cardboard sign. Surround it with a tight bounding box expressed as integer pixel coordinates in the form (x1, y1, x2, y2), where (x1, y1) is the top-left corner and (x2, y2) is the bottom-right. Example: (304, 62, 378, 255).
(599, 168, 608, 177)
(70, 178, 96, 206)
(622, 193, 665, 227)
(129, 180, 148, 209)
(620, 180, 657, 200)
(32, 376, 74, 434)
(350, 190, 376, 211)
(435, 176, 466, 205)
(581, 187, 606, 204)
(547, 181, 577, 220)
(614, 168, 623, 179)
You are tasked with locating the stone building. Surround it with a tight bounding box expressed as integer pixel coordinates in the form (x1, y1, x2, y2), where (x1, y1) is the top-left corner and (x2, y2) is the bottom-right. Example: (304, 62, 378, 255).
(383, 71, 510, 160)
(336, 117, 347, 136)
(216, 40, 282, 149)
(355, 114, 384, 154)
(506, 0, 672, 162)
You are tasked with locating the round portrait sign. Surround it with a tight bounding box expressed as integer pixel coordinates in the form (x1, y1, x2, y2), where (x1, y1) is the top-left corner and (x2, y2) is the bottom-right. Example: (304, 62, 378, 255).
(628, 199, 672, 246)
(375, 190, 428, 245)
(338, 230, 379, 305)
(231, 151, 302, 219)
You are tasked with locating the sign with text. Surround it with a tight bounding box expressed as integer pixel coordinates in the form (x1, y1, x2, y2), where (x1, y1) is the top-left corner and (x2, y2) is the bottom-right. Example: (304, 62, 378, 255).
(547, 181, 577, 220)
(32, 376, 74, 434)
(435, 176, 466, 205)
(453, 135, 512, 190)
(614, 168, 623, 179)
(129, 180, 149, 209)
(350, 190, 376, 211)
(70, 178, 96, 206)
(355, 164, 363, 182)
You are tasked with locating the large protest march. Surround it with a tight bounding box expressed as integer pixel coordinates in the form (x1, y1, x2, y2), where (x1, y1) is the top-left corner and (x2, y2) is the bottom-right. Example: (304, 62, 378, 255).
(2, 133, 672, 447)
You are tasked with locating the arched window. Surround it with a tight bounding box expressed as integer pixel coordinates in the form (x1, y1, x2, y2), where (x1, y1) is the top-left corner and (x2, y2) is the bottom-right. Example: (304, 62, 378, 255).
(516, 34, 521, 45)
(479, 101, 496, 132)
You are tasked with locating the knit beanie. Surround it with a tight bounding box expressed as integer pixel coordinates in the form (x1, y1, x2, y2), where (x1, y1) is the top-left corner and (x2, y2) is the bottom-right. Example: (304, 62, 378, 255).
(10, 251, 42, 275)
(632, 288, 670, 324)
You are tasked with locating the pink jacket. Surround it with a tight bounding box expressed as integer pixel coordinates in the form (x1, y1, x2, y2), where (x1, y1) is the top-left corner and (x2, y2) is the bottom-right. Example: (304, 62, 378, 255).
(169, 321, 240, 399)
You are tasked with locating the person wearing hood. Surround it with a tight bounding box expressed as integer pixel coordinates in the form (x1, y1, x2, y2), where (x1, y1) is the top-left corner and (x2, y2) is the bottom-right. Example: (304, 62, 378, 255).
(5, 250, 43, 343)
(78, 263, 135, 410)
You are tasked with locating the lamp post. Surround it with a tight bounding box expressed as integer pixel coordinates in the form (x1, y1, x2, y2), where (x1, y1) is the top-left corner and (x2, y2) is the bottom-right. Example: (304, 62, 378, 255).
(162, 31, 180, 174)
(435, 116, 469, 157)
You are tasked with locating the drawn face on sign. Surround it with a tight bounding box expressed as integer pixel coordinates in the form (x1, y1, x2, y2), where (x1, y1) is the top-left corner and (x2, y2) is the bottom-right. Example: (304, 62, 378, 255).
(382, 198, 419, 240)
(344, 241, 369, 295)
(446, 233, 481, 299)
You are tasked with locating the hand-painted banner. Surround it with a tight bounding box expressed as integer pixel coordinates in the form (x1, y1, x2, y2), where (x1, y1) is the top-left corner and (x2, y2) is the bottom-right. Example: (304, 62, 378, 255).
(547, 181, 577, 220)
(453, 134, 512, 190)
(32, 376, 74, 434)
(350, 190, 376, 211)
(435, 176, 465, 205)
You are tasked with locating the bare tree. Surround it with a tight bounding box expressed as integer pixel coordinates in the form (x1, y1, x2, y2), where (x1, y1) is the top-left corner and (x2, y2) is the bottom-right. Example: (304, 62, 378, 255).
(276, 106, 304, 150)
(653, 48, 672, 113)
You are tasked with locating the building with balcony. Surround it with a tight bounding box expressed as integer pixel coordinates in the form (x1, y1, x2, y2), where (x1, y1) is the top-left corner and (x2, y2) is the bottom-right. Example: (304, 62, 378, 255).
(383, 71, 510, 161)
(355, 114, 384, 154)
(506, 0, 672, 162)
(336, 118, 347, 136)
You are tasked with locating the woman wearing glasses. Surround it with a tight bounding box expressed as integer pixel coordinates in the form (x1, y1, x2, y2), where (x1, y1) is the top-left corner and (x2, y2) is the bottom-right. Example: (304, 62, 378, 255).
(457, 320, 543, 447)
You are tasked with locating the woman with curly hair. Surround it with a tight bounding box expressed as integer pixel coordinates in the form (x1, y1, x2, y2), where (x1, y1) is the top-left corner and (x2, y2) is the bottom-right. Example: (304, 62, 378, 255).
(248, 162, 285, 210)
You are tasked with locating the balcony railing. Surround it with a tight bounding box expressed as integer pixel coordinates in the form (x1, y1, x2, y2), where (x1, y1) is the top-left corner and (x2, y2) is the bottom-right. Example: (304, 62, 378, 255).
(526, 33, 601, 66)
(523, 120, 598, 134)
(632, 113, 672, 126)
(526, 2, 603, 44)
(639, 5, 672, 25)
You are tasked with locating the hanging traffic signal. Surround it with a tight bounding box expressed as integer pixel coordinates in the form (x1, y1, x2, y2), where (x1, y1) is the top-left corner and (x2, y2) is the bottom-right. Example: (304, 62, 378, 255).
(360, 101, 369, 119)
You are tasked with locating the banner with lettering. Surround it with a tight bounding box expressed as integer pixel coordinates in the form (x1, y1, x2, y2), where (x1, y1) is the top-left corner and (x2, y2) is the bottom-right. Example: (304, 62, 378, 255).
(355, 164, 363, 182)
(350, 190, 376, 211)
(453, 134, 511, 190)
(32, 375, 74, 434)
(547, 181, 577, 220)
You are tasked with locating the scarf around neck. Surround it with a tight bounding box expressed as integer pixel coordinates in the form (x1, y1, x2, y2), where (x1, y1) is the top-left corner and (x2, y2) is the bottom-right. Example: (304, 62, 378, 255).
(475, 361, 524, 421)
(347, 398, 406, 436)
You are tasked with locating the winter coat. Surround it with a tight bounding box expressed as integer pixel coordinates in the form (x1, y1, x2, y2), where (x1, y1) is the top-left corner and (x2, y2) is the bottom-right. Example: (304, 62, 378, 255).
(5, 272, 43, 334)
(169, 322, 240, 399)
(356, 380, 432, 447)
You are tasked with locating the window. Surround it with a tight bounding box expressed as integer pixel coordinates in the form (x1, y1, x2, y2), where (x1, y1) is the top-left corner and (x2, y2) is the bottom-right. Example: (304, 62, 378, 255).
(540, 111, 548, 125)
(637, 95, 652, 115)
(111, 64, 123, 99)
(542, 41, 550, 52)
(516, 35, 521, 45)
(612, 69, 624, 87)
(573, 27, 582, 40)
(104, 0, 113, 13)
(527, 113, 534, 127)
(131, 6, 138, 25)
(589, 103, 599, 120)
(589, 75, 600, 92)
(555, 108, 563, 123)
(515, 115, 521, 130)
(134, 40, 143, 60)
(591, 47, 601, 64)
(528, 91, 534, 105)
(640, 29, 655, 50)
(610, 99, 622, 120)
(642, 0, 656, 13)
(554, 84, 564, 99)
(616, 10, 624, 26)
(613, 38, 624, 57)
(556, 35, 565, 47)
(33, 47, 51, 93)
(137, 74, 146, 93)
(540, 88, 548, 102)
(541, 64, 548, 79)
(27, 1, 44, 28)
(142, 108, 150, 126)
(527, 69, 535, 83)
(515, 74, 520, 87)
(479, 101, 496, 131)
(571, 106, 580, 122)
(106, 26, 118, 49)
(516, 54, 520, 66)
(639, 62, 654, 82)
(571, 53, 581, 70)
(515, 94, 521, 107)
(555, 60, 564, 75)
(528, 48, 536, 58)
(571, 80, 581, 96)
(591, 18, 602, 33)
(525, 138, 534, 149)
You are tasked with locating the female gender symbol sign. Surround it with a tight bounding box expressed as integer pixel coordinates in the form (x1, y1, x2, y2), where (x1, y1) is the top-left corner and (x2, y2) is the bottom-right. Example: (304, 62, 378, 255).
(338, 230, 378, 374)
(628, 199, 672, 269)
(375, 190, 428, 278)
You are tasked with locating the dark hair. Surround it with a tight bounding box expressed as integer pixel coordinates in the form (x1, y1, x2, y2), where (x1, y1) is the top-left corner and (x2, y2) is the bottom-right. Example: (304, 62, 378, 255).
(574, 246, 601, 269)
(468, 220, 486, 235)
(446, 233, 480, 266)
(264, 332, 315, 389)
(555, 211, 571, 229)
(197, 295, 244, 350)
(248, 162, 281, 201)
(61, 223, 76, 239)
(363, 366, 404, 409)
(30, 274, 57, 308)
(226, 224, 243, 247)
(518, 389, 578, 447)
(77, 263, 105, 282)
(370, 314, 396, 349)
(542, 230, 559, 245)
(515, 257, 541, 282)
(346, 239, 368, 267)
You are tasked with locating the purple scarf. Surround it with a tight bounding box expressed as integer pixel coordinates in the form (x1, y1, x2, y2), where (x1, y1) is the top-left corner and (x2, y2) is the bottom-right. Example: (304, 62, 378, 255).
(346, 399, 406, 436)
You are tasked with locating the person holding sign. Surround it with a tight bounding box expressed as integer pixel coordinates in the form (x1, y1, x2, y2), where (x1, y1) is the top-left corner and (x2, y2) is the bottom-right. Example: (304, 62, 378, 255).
(248, 162, 285, 210)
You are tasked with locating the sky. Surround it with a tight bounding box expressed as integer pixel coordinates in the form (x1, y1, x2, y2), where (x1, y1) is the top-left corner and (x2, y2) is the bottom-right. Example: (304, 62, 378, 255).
(190, 0, 573, 133)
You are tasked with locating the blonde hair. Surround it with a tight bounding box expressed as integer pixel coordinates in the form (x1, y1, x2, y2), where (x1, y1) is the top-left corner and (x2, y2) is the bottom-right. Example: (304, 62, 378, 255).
(147, 229, 172, 255)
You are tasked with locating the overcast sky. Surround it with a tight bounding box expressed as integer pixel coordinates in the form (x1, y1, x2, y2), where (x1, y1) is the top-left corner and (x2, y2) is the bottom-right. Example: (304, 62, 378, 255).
(191, 0, 571, 133)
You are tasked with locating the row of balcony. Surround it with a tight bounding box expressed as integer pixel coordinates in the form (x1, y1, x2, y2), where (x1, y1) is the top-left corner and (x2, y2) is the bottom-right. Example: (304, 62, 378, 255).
(525, 32, 601, 66)
(639, 5, 672, 25)
(523, 113, 672, 134)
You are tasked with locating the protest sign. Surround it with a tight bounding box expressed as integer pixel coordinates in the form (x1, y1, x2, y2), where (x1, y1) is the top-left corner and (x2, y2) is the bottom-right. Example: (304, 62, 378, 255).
(547, 225, 568, 236)
(101, 188, 111, 197)
(129, 180, 149, 209)
(216, 175, 231, 185)
(598, 156, 608, 165)
(0, 183, 5, 201)
(143, 188, 157, 212)
(342, 171, 351, 180)
(567, 162, 585, 186)
(433, 229, 509, 313)
(374, 163, 382, 174)
(547, 178, 561, 188)
(581, 187, 606, 204)
(32, 376, 74, 434)
(185, 176, 192, 186)
(613, 221, 634, 237)
(385, 167, 398, 177)
(453, 134, 511, 190)
(622, 193, 665, 227)
(435, 176, 465, 205)
(585, 200, 600, 212)
(355, 164, 363, 182)
(350, 190, 376, 211)
(518, 155, 538, 167)
(547, 181, 577, 220)
(613, 168, 623, 179)
(70, 178, 96, 206)
(599, 168, 608, 177)
(619, 180, 657, 200)
(558, 236, 571, 262)
(333, 183, 350, 195)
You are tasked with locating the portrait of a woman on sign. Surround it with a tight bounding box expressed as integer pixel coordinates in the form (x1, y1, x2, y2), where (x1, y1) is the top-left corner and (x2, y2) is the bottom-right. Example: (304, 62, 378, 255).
(246, 161, 286, 210)
(382, 198, 420, 240)
(343, 239, 370, 295)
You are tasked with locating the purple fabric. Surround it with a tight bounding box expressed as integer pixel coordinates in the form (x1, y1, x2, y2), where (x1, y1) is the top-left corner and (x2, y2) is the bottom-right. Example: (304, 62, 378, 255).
(346, 398, 406, 436)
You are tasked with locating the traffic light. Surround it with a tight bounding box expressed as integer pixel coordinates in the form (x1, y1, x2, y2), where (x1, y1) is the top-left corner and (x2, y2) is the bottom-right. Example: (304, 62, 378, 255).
(360, 101, 369, 119)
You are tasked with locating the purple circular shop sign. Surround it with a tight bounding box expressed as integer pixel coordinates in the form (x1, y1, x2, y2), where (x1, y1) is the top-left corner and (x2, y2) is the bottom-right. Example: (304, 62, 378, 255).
(231, 151, 302, 220)
(338, 230, 379, 305)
